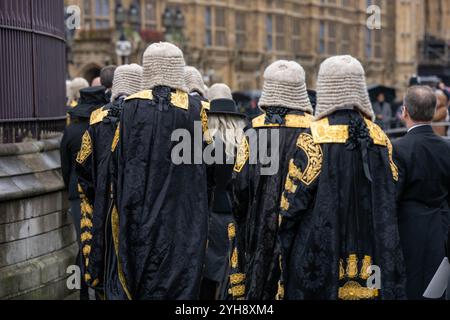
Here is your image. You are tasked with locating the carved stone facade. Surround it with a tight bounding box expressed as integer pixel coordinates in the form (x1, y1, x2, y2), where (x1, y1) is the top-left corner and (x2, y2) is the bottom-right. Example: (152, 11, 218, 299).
(66, 0, 450, 97)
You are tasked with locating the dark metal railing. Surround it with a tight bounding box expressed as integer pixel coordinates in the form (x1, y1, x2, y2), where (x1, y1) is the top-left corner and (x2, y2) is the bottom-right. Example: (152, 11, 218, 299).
(0, 117, 66, 144)
(0, 0, 66, 144)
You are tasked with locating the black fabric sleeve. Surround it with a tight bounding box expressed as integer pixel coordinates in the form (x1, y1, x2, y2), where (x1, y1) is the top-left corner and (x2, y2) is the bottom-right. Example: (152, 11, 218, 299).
(60, 127, 71, 189)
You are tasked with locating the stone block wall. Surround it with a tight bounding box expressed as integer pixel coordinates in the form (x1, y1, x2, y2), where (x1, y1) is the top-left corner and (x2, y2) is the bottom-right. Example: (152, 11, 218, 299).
(0, 137, 78, 299)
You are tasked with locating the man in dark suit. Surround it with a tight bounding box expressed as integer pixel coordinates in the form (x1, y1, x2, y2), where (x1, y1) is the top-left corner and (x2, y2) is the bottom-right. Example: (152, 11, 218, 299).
(393, 85, 450, 300)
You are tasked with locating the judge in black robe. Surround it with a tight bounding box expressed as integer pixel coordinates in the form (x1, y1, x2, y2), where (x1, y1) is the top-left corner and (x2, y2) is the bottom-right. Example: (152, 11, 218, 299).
(279, 55, 406, 300)
(228, 60, 314, 300)
(76, 64, 143, 298)
(112, 42, 211, 300)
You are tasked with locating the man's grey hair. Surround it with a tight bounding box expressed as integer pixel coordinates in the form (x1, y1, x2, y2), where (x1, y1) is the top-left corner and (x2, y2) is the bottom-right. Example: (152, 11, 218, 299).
(404, 85, 437, 122)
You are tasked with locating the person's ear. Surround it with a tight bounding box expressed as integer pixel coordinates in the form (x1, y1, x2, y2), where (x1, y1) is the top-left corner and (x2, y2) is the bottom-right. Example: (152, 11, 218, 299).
(401, 105, 408, 120)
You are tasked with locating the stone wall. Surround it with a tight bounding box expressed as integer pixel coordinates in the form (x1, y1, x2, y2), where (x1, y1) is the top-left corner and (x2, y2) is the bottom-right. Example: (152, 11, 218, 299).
(0, 136, 77, 300)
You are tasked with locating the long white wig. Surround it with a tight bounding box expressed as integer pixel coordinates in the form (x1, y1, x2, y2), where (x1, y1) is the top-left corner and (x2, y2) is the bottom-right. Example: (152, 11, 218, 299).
(208, 114, 246, 160)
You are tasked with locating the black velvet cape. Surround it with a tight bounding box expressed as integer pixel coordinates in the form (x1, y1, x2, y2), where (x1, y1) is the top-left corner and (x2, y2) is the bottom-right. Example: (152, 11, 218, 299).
(113, 87, 210, 300)
(280, 110, 407, 300)
(230, 111, 313, 300)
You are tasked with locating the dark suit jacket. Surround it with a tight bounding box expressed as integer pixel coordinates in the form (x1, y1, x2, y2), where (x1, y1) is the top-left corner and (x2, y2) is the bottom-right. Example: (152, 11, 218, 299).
(393, 125, 450, 299)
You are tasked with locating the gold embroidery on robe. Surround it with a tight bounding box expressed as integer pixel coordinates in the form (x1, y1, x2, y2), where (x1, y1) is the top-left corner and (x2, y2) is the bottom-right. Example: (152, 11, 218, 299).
(228, 223, 236, 240)
(364, 119, 398, 181)
(234, 138, 249, 173)
(284, 176, 298, 194)
(81, 231, 92, 242)
(338, 281, 379, 300)
(89, 107, 108, 126)
(252, 113, 313, 128)
(125, 90, 153, 101)
(339, 259, 345, 280)
(387, 139, 399, 181)
(229, 285, 245, 297)
(288, 159, 303, 181)
(76, 131, 92, 164)
(81, 217, 92, 229)
(296, 133, 323, 186)
(360, 256, 373, 280)
(230, 273, 246, 285)
(170, 89, 189, 110)
(231, 247, 239, 269)
(82, 245, 91, 257)
(111, 124, 120, 152)
(280, 194, 290, 211)
(310, 118, 349, 144)
(346, 254, 358, 279)
(80, 200, 93, 216)
(200, 107, 213, 144)
(111, 205, 132, 300)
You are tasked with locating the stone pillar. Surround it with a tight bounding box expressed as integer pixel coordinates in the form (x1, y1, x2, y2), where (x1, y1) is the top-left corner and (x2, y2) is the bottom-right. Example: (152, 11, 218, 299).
(0, 136, 77, 300)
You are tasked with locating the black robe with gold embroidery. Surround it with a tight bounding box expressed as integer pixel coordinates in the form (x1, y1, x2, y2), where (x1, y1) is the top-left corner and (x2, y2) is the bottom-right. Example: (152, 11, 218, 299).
(112, 86, 211, 300)
(280, 110, 406, 300)
(75, 99, 123, 292)
(227, 110, 313, 300)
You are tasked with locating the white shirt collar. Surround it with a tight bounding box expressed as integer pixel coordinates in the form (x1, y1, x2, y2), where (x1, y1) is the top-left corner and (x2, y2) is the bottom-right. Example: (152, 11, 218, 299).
(407, 124, 430, 133)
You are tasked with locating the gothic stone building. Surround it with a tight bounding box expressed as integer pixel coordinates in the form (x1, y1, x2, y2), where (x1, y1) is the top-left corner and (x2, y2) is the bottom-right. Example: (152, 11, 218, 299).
(66, 0, 450, 97)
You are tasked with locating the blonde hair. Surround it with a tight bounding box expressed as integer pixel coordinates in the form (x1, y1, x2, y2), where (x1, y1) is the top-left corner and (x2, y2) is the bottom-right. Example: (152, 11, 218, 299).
(208, 114, 246, 159)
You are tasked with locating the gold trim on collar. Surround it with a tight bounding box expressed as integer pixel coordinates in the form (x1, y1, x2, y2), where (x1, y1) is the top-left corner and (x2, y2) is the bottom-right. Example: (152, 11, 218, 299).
(310, 117, 349, 144)
(90, 107, 109, 125)
(364, 119, 387, 146)
(171, 89, 189, 110)
(252, 113, 313, 128)
(201, 100, 210, 111)
(125, 90, 153, 101)
(364, 119, 399, 181)
(124, 89, 190, 110)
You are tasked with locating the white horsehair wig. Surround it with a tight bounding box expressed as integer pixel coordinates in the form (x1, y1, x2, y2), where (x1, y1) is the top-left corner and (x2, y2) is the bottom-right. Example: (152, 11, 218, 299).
(208, 114, 246, 159)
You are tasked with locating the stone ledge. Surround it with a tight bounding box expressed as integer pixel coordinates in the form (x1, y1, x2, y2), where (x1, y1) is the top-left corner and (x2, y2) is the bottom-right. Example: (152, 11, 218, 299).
(0, 136, 61, 157)
(0, 191, 68, 225)
(0, 210, 71, 244)
(0, 170, 65, 202)
(0, 224, 76, 268)
(0, 150, 60, 178)
(0, 242, 78, 299)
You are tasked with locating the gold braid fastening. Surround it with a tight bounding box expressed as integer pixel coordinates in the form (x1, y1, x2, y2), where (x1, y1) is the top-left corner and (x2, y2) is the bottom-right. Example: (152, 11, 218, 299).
(360, 256, 373, 280)
(230, 273, 245, 285)
(76, 131, 92, 164)
(346, 254, 359, 279)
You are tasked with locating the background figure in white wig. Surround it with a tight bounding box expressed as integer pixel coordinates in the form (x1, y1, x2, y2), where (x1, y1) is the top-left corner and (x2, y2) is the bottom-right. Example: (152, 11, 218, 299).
(185, 66, 207, 100)
(227, 60, 313, 300)
(200, 83, 246, 300)
(69, 77, 89, 107)
(75, 64, 143, 299)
